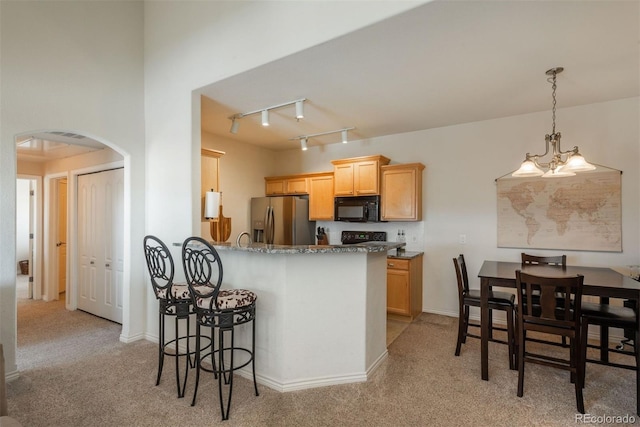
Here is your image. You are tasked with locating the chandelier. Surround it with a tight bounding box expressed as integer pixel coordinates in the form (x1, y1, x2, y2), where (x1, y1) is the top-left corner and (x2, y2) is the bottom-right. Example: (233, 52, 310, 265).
(512, 67, 595, 178)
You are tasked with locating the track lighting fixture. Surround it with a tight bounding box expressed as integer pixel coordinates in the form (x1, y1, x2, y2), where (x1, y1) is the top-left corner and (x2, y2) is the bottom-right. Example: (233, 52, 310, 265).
(290, 127, 355, 151)
(228, 98, 306, 134)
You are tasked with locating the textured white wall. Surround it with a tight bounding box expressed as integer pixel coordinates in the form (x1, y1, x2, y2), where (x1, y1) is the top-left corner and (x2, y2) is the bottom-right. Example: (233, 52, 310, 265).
(0, 1, 145, 373)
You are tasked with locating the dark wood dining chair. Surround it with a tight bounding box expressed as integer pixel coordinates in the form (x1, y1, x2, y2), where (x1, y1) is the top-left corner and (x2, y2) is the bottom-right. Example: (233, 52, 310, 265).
(580, 300, 639, 415)
(521, 252, 568, 347)
(521, 252, 566, 267)
(515, 270, 585, 414)
(453, 254, 516, 369)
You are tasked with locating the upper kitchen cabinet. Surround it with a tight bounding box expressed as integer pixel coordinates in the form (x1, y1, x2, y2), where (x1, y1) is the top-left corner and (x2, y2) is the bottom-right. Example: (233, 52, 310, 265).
(265, 175, 308, 196)
(308, 173, 334, 220)
(381, 163, 425, 221)
(331, 155, 390, 196)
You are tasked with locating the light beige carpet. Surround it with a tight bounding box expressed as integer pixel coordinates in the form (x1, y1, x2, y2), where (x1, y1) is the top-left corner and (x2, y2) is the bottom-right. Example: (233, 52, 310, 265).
(386, 317, 410, 346)
(7, 298, 639, 426)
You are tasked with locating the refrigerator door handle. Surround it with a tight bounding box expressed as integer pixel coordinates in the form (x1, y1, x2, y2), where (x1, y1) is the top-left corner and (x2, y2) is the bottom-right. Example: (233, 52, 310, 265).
(267, 206, 275, 244)
(264, 206, 270, 244)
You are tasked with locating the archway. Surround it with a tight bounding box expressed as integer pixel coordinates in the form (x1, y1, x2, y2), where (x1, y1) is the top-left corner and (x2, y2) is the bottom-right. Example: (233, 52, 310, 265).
(14, 130, 130, 362)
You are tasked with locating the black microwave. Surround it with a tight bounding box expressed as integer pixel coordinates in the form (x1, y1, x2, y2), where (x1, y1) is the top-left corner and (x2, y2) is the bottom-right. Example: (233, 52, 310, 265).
(334, 195, 381, 222)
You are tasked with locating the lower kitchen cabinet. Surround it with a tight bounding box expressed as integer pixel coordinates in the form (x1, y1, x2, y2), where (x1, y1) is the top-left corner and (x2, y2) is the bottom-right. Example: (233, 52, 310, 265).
(387, 252, 423, 321)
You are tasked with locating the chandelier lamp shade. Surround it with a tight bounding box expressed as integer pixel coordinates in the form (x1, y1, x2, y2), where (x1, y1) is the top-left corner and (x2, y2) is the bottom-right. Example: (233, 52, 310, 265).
(290, 127, 355, 151)
(512, 67, 595, 178)
(228, 98, 306, 134)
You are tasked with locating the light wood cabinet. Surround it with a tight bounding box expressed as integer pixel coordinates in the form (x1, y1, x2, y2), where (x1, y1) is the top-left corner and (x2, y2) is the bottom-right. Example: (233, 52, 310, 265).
(265, 176, 308, 196)
(387, 253, 423, 320)
(333, 163, 354, 196)
(381, 163, 425, 221)
(264, 172, 334, 220)
(331, 155, 390, 196)
(308, 173, 334, 220)
(265, 178, 285, 195)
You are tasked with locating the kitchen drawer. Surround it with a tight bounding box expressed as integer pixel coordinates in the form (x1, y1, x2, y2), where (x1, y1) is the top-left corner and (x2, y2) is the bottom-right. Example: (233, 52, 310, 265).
(387, 258, 410, 270)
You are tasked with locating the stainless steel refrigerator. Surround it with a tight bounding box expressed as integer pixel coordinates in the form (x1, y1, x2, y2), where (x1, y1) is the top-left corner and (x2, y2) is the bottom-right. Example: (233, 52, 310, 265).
(251, 196, 316, 245)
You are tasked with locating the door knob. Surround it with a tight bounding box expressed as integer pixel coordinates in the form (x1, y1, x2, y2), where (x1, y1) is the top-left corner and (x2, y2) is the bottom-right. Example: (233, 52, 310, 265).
(56, 241, 66, 247)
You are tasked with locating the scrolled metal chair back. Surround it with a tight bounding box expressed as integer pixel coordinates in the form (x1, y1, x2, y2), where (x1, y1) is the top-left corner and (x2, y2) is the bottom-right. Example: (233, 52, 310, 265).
(143, 235, 175, 300)
(182, 237, 223, 309)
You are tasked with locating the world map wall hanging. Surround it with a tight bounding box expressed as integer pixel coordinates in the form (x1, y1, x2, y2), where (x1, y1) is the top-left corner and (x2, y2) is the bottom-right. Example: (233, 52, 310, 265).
(496, 169, 622, 252)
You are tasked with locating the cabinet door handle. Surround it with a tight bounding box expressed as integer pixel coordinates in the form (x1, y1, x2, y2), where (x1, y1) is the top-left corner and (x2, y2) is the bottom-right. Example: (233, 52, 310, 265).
(90, 261, 95, 265)
(105, 263, 110, 267)
(388, 263, 395, 267)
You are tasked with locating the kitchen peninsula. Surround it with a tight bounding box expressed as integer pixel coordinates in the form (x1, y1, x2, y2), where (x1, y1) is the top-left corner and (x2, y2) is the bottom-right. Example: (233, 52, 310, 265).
(210, 240, 404, 392)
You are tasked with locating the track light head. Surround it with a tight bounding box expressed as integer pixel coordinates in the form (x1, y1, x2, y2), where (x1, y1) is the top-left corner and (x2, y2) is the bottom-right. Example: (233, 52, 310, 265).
(301, 138, 308, 151)
(295, 100, 304, 120)
(230, 117, 239, 134)
(342, 130, 348, 144)
(261, 110, 269, 126)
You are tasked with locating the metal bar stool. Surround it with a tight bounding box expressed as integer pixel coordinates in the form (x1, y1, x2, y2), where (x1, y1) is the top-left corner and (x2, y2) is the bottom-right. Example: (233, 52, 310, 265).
(143, 235, 209, 397)
(181, 236, 259, 421)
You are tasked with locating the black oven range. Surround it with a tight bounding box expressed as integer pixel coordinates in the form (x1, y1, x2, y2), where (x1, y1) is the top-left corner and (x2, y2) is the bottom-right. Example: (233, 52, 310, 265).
(340, 231, 387, 245)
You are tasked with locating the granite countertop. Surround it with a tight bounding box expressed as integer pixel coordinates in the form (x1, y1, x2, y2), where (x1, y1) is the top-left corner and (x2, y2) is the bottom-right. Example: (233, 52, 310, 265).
(387, 250, 424, 260)
(211, 241, 406, 255)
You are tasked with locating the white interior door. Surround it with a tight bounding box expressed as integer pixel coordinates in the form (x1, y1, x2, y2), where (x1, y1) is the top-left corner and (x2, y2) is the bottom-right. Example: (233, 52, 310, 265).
(77, 168, 124, 323)
(57, 178, 67, 295)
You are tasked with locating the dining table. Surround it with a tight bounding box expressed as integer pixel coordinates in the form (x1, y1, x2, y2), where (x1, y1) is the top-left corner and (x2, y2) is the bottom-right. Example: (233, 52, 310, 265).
(477, 260, 640, 409)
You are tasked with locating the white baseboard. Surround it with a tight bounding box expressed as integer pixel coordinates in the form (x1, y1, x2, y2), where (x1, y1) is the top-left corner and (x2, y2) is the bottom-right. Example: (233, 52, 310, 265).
(421, 309, 628, 343)
(196, 350, 389, 393)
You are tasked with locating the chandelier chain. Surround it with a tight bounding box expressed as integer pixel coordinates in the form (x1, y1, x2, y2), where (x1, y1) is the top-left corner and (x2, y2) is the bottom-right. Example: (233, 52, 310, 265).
(549, 71, 557, 135)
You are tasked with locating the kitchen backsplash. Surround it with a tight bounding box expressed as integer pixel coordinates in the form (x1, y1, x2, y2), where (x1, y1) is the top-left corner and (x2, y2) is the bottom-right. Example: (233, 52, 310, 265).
(315, 220, 425, 252)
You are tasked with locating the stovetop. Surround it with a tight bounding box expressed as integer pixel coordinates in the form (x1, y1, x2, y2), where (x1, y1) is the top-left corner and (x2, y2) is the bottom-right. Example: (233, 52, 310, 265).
(341, 231, 387, 244)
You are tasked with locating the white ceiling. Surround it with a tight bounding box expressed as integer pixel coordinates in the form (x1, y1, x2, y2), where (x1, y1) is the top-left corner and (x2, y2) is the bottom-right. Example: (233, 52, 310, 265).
(200, 1, 639, 151)
(17, 131, 104, 162)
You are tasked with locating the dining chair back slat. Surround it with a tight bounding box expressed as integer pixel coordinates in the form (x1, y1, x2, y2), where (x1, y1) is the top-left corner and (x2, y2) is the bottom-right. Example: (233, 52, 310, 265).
(521, 253, 566, 267)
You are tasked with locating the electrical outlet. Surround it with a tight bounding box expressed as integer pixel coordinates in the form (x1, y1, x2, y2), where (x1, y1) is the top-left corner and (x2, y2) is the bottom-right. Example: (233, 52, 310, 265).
(459, 234, 466, 244)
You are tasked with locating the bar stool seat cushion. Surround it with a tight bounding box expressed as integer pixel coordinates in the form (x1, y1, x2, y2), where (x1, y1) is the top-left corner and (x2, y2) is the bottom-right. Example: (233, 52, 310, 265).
(155, 282, 191, 300)
(195, 289, 257, 310)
